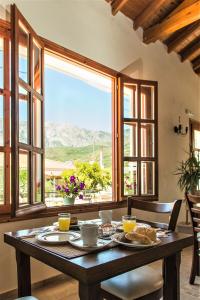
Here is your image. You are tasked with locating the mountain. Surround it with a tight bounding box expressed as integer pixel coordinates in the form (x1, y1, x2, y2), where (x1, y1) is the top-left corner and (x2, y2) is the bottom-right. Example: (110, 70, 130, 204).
(18, 121, 112, 148)
(45, 122, 111, 147)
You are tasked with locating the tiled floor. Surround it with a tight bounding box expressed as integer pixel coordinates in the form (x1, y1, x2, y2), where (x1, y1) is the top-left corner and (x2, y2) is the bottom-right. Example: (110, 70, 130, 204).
(32, 247, 200, 300)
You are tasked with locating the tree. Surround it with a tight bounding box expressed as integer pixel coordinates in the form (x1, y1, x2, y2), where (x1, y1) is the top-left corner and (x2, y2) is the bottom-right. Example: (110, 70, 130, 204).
(62, 161, 111, 192)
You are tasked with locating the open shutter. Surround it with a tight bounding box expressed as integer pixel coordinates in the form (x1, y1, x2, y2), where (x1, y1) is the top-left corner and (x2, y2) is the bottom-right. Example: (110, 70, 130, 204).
(11, 4, 46, 216)
(118, 74, 158, 200)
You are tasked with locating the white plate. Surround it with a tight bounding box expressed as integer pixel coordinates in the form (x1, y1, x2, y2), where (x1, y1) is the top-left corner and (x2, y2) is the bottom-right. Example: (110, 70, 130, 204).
(112, 233, 161, 249)
(36, 231, 81, 244)
(69, 238, 112, 251)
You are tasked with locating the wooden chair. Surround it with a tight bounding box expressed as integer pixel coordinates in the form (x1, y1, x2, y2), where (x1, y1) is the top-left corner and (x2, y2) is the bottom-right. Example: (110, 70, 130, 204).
(185, 193, 200, 284)
(101, 197, 182, 300)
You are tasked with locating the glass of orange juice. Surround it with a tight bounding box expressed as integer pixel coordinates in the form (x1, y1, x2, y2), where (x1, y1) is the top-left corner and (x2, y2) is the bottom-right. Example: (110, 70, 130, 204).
(58, 213, 71, 231)
(122, 215, 136, 233)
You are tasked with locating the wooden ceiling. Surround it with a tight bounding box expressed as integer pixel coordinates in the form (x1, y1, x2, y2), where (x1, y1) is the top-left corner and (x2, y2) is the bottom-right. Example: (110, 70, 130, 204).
(106, 0, 200, 75)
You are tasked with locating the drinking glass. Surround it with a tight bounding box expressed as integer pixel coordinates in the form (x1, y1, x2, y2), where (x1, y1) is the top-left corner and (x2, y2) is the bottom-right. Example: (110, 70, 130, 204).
(58, 213, 71, 231)
(99, 210, 112, 224)
(122, 215, 136, 233)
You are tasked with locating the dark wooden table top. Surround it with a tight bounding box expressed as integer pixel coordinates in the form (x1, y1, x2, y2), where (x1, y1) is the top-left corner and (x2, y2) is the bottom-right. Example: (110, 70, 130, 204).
(4, 228, 193, 284)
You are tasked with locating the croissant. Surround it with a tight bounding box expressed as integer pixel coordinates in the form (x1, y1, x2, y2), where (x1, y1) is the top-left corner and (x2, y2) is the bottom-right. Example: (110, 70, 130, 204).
(125, 232, 152, 245)
(136, 227, 157, 242)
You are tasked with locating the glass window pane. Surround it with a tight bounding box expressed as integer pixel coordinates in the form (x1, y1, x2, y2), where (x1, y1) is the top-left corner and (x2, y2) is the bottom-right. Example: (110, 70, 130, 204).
(33, 153, 42, 203)
(44, 52, 113, 205)
(141, 161, 155, 195)
(141, 85, 154, 120)
(141, 123, 154, 157)
(124, 123, 137, 157)
(19, 151, 29, 205)
(0, 152, 4, 205)
(124, 84, 137, 118)
(0, 95, 3, 146)
(33, 96, 41, 148)
(33, 40, 41, 94)
(19, 86, 28, 144)
(18, 22, 29, 83)
(124, 161, 137, 195)
(194, 130, 200, 150)
(0, 37, 3, 89)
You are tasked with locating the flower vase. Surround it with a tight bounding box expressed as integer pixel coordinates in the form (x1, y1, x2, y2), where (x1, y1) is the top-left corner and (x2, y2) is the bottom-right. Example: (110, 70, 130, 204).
(63, 196, 75, 205)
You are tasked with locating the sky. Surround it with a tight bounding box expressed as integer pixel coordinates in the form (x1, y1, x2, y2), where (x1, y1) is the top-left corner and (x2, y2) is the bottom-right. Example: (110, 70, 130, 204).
(44, 67, 112, 133)
(0, 51, 113, 134)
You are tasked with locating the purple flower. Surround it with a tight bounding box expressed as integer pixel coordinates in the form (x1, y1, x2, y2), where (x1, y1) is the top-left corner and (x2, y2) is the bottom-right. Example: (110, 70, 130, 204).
(79, 194, 83, 200)
(64, 187, 70, 193)
(73, 187, 78, 193)
(70, 175, 76, 183)
(56, 185, 61, 191)
(80, 182, 85, 190)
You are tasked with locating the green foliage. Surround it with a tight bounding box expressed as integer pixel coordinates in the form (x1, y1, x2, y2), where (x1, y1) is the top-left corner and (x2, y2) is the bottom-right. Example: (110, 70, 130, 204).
(19, 169, 28, 196)
(45, 144, 112, 168)
(62, 161, 111, 192)
(175, 152, 200, 193)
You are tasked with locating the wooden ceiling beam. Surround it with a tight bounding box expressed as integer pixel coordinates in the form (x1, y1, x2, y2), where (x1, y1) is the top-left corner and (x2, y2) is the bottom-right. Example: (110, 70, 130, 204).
(167, 20, 200, 53)
(192, 56, 200, 70)
(181, 39, 200, 61)
(111, 0, 129, 16)
(143, 0, 200, 44)
(194, 65, 200, 74)
(133, 0, 171, 30)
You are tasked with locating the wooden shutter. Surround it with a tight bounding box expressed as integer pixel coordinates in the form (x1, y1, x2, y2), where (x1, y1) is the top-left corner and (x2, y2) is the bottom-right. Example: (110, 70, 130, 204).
(118, 74, 158, 200)
(11, 4, 46, 216)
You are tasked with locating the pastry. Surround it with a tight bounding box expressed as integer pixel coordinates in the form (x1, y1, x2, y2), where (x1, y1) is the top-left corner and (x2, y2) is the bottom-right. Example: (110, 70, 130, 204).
(135, 227, 157, 242)
(70, 216, 78, 225)
(125, 232, 152, 245)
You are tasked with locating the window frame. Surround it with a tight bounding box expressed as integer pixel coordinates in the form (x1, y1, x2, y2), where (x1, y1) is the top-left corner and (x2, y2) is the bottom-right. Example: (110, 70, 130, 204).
(11, 4, 46, 217)
(118, 75, 158, 200)
(0, 22, 11, 213)
(0, 11, 158, 221)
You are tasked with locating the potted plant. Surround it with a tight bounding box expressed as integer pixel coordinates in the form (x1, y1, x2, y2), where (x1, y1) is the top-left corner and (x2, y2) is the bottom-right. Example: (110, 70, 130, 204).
(175, 152, 200, 223)
(56, 175, 85, 205)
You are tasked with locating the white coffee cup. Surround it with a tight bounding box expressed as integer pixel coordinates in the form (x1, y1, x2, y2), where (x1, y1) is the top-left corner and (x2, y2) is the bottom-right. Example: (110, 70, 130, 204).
(99, 210, 112, 224)
(80, 224, 99, 246)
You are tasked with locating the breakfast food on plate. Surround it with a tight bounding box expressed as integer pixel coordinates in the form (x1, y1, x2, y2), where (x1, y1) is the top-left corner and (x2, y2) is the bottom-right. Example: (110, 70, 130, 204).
(125, 232, 152, 245)
(136, 227, 157, 242)
(70, 217, 78, 225)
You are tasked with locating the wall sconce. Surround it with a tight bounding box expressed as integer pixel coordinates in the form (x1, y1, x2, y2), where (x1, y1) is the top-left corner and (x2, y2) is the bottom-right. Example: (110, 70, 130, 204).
(174, 116, 188, 136)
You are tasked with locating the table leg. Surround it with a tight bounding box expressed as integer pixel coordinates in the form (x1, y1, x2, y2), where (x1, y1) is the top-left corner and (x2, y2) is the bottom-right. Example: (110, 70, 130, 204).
(163, 251, 181, 300)
(16, 249, 31, 297)
(79, 282, 101, 300)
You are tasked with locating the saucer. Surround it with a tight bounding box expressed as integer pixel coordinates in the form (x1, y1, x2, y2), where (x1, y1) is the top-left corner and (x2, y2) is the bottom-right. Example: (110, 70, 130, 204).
(68, 238, 112, 251)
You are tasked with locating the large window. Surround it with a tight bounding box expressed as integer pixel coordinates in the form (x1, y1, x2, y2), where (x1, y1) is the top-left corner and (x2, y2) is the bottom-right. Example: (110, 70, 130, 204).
(190, 119, 200, 190)
(0, 4, 158, 218)
(44, 52, 113, 207)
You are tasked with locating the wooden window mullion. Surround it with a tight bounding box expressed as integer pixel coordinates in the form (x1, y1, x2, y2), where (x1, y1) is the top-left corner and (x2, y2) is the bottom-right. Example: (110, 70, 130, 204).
(137, 84, 141, 196)
(4, 36, 10, 208)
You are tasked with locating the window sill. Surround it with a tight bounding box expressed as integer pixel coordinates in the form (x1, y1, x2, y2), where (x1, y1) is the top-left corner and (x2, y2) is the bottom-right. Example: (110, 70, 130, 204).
(0, 200, 127, 223)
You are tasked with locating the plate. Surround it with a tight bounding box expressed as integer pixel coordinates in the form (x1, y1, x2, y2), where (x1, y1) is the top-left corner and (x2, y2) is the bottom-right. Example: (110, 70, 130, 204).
(69, 238, 112, 251)
(112, 233, 161, 249)
(116, 222, 151, 232)
(36, 231, 81, 244)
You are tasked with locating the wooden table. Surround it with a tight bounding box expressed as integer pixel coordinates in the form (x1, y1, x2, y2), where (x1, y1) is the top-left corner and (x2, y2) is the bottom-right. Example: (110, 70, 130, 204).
(4, 229, 193, 300)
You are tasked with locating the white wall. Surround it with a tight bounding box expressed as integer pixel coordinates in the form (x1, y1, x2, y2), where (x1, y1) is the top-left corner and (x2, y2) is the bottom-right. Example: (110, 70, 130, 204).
(0, 0, 200, 294)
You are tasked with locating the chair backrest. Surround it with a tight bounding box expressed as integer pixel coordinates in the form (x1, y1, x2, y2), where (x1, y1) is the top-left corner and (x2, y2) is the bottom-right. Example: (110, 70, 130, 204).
(185, 193, 200, 237)
(127, 197, 182, 231)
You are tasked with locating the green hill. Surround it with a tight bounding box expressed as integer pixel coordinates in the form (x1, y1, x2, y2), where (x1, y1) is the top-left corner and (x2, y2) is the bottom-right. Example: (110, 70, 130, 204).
(45, 144, 112, 169)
